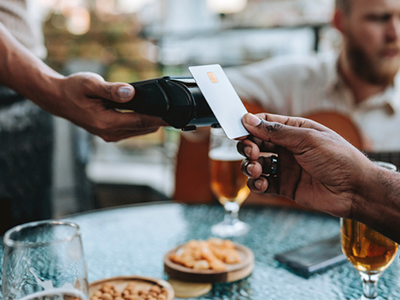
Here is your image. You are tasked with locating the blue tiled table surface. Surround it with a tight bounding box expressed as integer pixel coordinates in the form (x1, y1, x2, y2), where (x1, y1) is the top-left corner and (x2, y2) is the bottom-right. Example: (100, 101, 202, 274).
(1, 202, 400, 299)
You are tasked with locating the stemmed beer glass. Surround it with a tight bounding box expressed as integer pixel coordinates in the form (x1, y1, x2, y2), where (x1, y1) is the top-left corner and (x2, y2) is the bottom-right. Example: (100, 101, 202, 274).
(2, 220, 89, 300)
(209, 127, 250, 237)
(340, 161, 398, 300)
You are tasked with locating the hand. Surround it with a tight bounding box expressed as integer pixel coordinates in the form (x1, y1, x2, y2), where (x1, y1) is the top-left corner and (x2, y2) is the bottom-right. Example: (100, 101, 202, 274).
(47, 72, 168, 142)
(0, 23, 167, 142)
(237, 113, 374, 218)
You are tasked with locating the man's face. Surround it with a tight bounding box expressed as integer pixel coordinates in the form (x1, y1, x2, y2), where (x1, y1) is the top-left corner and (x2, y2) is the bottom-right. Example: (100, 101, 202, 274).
(341, 0, 400, 85)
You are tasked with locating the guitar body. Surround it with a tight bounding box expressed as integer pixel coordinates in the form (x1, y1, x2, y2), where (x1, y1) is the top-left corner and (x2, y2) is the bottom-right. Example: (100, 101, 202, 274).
(304, 111, 364, 150)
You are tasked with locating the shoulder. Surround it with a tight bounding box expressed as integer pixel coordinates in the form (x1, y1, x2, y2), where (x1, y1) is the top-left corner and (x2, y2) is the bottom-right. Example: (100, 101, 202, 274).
(254, 52, 336, 77)
(225, 52, 338, 94)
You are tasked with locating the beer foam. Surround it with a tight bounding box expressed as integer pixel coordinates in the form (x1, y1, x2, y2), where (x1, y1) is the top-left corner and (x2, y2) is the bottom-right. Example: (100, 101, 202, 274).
(209, 147, 243, 161)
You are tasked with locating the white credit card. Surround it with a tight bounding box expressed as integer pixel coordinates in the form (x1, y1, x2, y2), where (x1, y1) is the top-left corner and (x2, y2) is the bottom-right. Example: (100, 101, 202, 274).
(189, 64, 249, 139)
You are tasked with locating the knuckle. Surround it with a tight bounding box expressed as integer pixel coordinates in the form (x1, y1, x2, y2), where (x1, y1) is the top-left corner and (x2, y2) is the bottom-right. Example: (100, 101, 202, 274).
(80, 73, 103, 91)
(262, 121, 283, 133)
(81, 75, 95, 89)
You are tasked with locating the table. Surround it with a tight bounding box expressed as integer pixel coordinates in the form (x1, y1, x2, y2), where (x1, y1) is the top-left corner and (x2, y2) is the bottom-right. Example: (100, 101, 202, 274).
(1, 203, 400, 300)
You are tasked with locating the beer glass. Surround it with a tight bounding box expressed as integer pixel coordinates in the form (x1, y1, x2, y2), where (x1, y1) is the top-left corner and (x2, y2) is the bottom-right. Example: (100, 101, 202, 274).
(2, 220, 89, 300)
(340, 161, 398, 300)
(209, 127, 250, 237)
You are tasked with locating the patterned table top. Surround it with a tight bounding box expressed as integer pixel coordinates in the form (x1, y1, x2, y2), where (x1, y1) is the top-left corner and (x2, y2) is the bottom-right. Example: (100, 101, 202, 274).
(1, 202, 400, 300)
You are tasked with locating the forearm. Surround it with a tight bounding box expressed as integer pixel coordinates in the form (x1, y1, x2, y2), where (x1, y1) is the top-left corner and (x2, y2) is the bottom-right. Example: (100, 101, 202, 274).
(0, 22, 63, 109)
(351, 164, 400, 243)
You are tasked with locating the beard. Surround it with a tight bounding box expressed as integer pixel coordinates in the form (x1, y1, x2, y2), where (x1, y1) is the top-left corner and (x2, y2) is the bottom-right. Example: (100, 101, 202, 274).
(346, 38, 400, 86)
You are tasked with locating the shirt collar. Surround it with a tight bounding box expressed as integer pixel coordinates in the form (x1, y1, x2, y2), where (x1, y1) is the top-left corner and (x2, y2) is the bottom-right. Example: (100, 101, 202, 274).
(357, 72, 400, 114)
(327, 54, 400, 114)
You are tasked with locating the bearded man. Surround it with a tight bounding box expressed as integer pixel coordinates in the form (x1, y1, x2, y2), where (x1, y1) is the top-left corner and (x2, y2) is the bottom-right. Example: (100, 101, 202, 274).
(226, 0, 400, 153)
(174, 0, 400, 203)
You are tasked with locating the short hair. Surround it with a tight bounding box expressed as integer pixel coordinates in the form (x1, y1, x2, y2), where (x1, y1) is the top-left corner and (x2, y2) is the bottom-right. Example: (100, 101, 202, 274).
(335, 0, 352, 14)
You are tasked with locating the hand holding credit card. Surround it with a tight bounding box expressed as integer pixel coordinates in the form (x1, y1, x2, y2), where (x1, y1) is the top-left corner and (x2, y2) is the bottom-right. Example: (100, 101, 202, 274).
(189, 64, 249, 139)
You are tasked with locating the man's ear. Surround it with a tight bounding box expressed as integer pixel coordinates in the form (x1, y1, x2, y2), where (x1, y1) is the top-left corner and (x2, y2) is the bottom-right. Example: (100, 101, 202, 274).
(333, 10, 345, 34)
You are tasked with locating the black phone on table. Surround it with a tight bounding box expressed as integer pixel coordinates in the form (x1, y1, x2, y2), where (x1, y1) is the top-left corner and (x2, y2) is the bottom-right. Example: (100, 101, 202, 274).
(274, 236, 347, 277)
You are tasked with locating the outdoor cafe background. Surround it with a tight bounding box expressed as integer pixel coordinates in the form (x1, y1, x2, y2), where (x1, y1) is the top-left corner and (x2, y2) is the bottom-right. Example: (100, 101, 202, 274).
(37, 0, 338, 218)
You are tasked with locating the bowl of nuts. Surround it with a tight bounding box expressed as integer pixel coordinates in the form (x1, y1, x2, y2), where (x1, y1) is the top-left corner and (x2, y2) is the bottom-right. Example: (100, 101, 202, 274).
(164, 238, 254, 283)
(89, 276, 174, 300)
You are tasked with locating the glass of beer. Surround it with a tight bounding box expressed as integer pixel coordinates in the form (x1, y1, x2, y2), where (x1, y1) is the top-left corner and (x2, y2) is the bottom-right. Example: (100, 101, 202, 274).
(209, 127, 250, 237)
(340, 161, 398, 300)
(2, 220, 88, 300)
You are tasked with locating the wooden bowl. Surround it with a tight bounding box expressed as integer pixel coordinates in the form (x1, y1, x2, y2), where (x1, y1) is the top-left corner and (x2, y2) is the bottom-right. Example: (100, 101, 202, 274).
(89, 276, 174, 300)
(164, 243, 254, 283)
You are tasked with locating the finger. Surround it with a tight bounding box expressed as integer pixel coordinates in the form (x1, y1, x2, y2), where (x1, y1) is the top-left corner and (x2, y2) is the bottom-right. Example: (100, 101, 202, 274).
(241, 155, 278, 178)
(237, 140, 260, 160)
(81, 73, 135, 103)
(237, 139, 276, 160)
(247, 176, 279, 194)
(241, 113, 329, 154)
(113, 84, 135, 102)
(254, 112, 329, 132)
(241, 159, 263, 179)
(247, 177, 268, 193)
(99, 110, 168, 131)
(246, 135, 276, 152)
(104, 83, 134, 103)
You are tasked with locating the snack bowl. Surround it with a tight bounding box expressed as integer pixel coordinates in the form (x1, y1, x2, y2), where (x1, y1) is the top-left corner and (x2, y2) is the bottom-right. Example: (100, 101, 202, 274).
(164, 243, 254, 283)
(89, 276, 174, 300)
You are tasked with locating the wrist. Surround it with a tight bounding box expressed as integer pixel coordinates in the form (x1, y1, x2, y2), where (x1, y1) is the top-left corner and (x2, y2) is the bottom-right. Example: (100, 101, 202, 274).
(26, 68, 65, 113)
(350, 162, 382, 220)
(350, 161, 400, 241)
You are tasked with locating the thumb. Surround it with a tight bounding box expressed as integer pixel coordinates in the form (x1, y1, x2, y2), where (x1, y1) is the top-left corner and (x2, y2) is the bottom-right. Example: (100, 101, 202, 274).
(111, 83, 135, 103)
(95, 80, 135, 103)
(242, 113, 315, 153)
(76, 73, 135, 103)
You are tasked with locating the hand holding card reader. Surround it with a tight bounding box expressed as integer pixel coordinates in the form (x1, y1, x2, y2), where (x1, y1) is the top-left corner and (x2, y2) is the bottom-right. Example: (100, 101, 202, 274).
(109, 64, 249, 140)
(109, 76, 218, 131)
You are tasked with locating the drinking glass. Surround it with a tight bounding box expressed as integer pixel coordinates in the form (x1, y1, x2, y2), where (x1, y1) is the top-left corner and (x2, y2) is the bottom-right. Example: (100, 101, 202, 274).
(2, 220, 88, 300)
(340, 161, 398, 300)
(209, 127, 250, 237)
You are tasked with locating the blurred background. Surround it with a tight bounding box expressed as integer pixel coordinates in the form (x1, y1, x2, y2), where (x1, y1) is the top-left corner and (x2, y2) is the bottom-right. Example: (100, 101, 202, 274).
(39, 0, 340, 217)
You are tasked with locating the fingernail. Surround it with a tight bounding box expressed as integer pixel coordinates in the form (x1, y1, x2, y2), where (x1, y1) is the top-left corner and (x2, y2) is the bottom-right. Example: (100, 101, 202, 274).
(117, 86, 133, 99)
(255, 179, 263, 190)
(247, 163, 254, 176)
(244, 113, 262, 127)
(244, 147, 251, 157)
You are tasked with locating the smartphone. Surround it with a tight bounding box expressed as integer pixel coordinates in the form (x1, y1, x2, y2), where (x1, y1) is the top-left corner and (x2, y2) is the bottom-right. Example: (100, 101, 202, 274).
(274, 236, 347, 277)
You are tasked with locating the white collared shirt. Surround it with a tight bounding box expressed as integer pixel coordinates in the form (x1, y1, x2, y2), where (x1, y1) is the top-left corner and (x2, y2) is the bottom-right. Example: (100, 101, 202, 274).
(226, 53, 400, 151)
